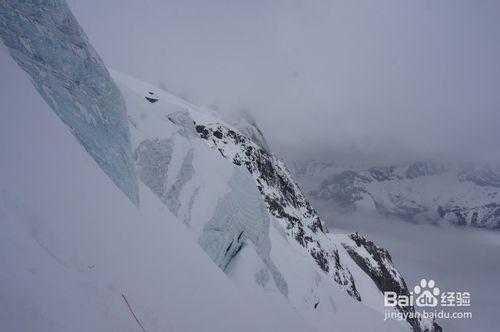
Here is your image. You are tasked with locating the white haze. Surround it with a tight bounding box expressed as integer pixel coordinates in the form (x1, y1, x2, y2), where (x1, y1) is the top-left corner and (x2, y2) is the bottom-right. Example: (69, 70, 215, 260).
(67, 0, 500, 164)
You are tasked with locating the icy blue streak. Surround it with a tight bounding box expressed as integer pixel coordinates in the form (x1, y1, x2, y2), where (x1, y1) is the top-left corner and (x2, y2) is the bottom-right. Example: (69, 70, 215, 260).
(0, 0, 139, 204)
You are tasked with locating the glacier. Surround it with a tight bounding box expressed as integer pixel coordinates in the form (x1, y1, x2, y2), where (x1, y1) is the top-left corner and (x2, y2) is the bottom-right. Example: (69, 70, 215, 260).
(0, 0, 139, 204)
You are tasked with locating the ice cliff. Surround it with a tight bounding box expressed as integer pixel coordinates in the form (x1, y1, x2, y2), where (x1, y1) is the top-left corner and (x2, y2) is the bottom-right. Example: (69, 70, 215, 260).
(0, 0, 139, 204)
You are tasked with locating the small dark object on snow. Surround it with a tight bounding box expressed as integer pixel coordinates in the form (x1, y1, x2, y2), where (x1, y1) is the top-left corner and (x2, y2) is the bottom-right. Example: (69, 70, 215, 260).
(145, 95, 159, 103)
(145, 97, 158, 103)
(314, 302, 319, 309)
(145, 91, 159, 103)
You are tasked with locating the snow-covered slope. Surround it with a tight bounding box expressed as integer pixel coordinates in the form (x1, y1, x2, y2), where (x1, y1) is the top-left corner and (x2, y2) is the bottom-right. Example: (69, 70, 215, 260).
(295, 160, 500, 230)
(0, 1, 437, 330)
(111, 70, 439, 331)
(0, 42, 316, 332)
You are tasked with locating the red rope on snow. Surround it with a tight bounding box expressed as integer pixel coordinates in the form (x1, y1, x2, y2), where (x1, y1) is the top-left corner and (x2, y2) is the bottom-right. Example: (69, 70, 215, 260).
(121, 293, 146, 332)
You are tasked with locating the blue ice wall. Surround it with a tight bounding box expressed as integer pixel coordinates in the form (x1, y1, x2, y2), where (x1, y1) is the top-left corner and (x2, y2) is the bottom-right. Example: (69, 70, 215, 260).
(0, 0, 139, 204)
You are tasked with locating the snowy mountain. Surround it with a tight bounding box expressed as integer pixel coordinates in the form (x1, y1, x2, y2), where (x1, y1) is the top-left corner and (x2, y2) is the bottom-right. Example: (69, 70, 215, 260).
(1, 1, 441, 331)
(110, 69, 431, 331)
(294, 160, 500, 230)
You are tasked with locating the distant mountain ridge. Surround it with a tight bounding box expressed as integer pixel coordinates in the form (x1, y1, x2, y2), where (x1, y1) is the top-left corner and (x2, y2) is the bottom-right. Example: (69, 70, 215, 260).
(294, 160, 500, 230)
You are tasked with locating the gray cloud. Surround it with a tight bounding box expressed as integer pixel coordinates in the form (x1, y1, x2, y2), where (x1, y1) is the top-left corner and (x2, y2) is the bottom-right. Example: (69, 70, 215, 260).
(68, 0, 500, 164)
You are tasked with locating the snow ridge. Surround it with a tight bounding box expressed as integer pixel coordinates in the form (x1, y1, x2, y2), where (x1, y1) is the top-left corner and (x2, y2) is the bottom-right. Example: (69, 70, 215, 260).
(193, 122, 360, 300)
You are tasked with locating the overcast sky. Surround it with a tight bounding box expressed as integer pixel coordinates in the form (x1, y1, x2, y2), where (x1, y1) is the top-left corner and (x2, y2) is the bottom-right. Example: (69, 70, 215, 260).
(68, 0, 500, 165)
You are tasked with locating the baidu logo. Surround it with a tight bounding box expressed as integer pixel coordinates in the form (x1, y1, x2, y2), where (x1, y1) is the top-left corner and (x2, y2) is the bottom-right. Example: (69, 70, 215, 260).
(383, 278, 472, 322)
(384, 278, 471, 308)
(414, 279, 440, 307)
